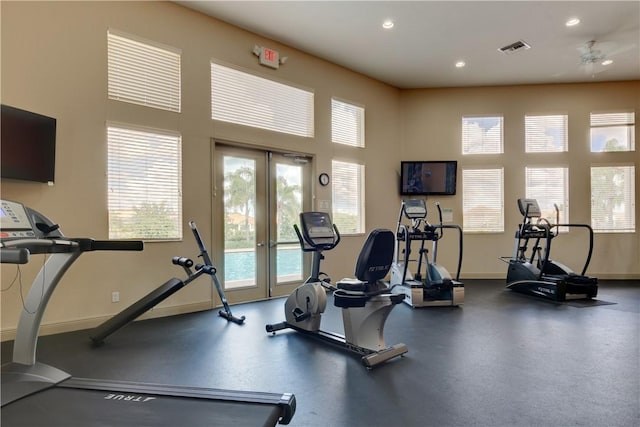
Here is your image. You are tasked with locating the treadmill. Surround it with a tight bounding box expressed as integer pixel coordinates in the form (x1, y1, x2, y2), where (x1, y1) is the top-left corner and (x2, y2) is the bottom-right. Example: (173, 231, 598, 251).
(0, 199, 295, 426)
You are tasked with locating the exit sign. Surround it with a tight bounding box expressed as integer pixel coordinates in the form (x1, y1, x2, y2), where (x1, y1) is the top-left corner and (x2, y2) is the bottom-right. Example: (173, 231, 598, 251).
(259, 47, 280, 69)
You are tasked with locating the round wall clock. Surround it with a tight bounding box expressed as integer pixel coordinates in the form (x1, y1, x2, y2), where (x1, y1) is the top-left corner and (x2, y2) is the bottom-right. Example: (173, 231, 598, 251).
(318, 173, 330, 186)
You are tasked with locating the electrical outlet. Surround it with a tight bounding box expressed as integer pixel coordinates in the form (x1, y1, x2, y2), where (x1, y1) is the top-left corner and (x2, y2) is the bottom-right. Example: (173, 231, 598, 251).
(111, 291, 120, 303)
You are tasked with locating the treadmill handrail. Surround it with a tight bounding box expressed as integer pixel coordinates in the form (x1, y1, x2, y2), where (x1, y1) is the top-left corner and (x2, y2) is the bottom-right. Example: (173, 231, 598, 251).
(6, 238, 143, 366)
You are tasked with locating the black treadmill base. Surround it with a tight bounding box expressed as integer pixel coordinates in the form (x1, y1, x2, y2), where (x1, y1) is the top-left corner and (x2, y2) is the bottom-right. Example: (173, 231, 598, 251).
(1, 377, 294, 427)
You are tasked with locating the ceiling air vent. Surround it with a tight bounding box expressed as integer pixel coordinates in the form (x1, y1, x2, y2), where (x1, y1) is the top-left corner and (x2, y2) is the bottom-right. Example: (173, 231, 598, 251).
(498, 40, 531, 54)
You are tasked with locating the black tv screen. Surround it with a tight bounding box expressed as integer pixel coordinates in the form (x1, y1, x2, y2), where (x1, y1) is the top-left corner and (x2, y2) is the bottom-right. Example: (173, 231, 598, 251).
(400, 161, 457, 195)
(1, 104, 56, 183)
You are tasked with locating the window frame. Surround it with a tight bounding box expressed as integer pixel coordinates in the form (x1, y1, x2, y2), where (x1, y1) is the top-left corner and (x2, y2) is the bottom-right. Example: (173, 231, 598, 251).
(525, 166, 569, 230)
(331, 97, 365, 148)
(524, 114, 568, 153)
(590, 111, 635, 152)
(107, 122, 183, 241)
(461, 167, 504, 233)
(331, 160, 365, 235)
(462, 115, 504, 155)
(590, 164, 635, 233)
(210, 61, 314, 138)
(107, 29, 182, 112)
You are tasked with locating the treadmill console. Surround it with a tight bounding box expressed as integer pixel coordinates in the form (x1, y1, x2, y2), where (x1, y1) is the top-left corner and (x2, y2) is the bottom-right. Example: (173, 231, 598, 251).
(0, 200, 36, 239)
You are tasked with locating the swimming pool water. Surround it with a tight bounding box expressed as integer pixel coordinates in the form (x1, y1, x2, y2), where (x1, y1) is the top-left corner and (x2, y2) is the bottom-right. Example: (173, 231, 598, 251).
(224, 247, 302, 281)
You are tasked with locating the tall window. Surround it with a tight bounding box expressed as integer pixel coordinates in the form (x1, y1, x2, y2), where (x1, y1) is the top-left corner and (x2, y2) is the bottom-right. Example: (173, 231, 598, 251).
(525, 167, 569, 225)
(462, 116, 503, 154)
(462, 168, 504, 233)
(211, 62, 314, 137)
(331, 98, 365, 147)
(108, 124, 182, 240)
(525, 114, 568, 152)
(332, 160, 365, 234)
(107, 30, 181, 112)
(590, 112, 635, 152)
(591, 166, 635, 232)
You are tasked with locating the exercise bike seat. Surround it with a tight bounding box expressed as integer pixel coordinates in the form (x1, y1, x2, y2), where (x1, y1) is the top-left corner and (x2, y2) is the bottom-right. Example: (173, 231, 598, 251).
(335, 229, 403, 308)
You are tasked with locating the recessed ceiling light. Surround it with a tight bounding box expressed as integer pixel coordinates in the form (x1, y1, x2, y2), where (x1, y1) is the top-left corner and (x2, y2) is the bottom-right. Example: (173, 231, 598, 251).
(455, 61, 466, 68)
(382, 20, 394, 29)
(566, 18, 580, 27)
(602, 59, 613, 66)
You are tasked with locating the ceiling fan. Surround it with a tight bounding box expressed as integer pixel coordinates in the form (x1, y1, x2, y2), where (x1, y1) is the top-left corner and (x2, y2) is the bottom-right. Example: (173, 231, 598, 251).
(578, 40, 612, 76)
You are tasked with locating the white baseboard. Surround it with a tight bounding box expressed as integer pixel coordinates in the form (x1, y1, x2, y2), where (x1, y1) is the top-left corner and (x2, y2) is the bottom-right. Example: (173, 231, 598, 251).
(0, 301, 212, 342)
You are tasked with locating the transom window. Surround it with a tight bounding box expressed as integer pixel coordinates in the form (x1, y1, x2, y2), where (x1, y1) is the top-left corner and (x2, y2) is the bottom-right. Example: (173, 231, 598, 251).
(332, 98, 365, 147)
(107, 30, 181, 112)
(462, 116, 503, 154)
(590, 111, 635, 152)
(525, 114, 568, 152)
(211, 62, 314, 137)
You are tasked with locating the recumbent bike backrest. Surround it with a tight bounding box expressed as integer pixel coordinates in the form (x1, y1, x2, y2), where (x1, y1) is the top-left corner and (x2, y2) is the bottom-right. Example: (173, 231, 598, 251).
(353, 229, 394, 283)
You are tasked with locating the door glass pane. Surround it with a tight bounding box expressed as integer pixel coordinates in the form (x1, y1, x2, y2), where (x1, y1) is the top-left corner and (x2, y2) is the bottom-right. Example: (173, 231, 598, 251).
(276, 163, 303, 283)
(223, 156, 256, 289)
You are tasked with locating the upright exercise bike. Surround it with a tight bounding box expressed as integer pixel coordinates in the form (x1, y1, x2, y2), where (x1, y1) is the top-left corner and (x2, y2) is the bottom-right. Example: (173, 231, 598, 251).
(504, 198, 598, 301)
(390, 199, 464, 307)
(91, 221, 244, 344)
(266, 212, 408, 368)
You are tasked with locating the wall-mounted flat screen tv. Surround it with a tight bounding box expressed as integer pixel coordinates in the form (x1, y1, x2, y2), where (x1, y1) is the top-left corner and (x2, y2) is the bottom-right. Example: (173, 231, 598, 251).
(1, 104, 56, 183)
(400, 160, 457, 196)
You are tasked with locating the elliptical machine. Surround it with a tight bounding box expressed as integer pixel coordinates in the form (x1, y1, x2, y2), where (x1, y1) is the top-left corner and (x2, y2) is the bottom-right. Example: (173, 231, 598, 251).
(91, 221, 245, 344)
(390, 199, 464, 307)
(504, 198, 598, 301)
(265, 212, 408, 368)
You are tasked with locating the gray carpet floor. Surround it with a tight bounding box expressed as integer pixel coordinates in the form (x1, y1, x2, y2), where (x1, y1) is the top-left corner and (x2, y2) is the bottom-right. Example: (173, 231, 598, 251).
(2, 279, 639, 426)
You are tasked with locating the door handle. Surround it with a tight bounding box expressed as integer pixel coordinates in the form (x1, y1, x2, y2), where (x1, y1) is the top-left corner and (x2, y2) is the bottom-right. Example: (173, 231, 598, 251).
(269, 240, 278, 248)
(257, 242, 265, 247)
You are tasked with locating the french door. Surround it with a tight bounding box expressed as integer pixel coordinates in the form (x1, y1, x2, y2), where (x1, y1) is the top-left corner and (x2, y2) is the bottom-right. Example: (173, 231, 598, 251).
(213, 144, 312, 303)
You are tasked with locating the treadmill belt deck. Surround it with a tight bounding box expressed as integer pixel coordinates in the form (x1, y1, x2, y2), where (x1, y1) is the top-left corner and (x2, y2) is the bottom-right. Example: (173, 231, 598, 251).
(1, 378, 286, 427)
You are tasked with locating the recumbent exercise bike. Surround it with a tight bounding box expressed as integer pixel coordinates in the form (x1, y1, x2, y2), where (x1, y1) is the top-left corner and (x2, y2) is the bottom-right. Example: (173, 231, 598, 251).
(265, 212, 408, 368)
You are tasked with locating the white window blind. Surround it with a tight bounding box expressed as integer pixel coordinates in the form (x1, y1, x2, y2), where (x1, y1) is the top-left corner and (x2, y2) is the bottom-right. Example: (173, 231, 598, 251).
(591, 166, 635, 232)
(525, 114, 568, 152)
(331, 160, 365, 234)
(462, 116, 503, 154)
(211, 63, 314, 137)
(332, 98, 365, 147)
(462, 168, 504, 232)
(107, 30, 181, 112)
(108, 125, 182, 240)
(590, 111, 635, 152)
(525, 167, 569, 226)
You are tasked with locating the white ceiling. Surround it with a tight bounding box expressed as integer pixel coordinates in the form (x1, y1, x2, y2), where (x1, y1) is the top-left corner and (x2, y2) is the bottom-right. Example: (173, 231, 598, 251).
(176, 1, 640, 89)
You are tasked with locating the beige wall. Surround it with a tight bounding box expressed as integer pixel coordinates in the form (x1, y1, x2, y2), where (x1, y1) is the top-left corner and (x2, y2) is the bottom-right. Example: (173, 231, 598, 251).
(400, 83, 640, 279)
(1, 1, 637, 339)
